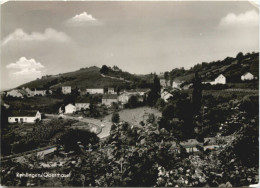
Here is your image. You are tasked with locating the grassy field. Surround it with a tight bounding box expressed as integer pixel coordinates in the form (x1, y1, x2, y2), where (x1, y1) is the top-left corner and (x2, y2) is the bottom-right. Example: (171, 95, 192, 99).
(3, 95, 63, 113)
(19, 66, 131, 90)
(102, 106, 161, 126)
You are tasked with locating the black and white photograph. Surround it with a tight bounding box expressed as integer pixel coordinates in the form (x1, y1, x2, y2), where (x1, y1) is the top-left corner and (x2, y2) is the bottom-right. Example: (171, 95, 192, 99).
(0, 0, 259, 187)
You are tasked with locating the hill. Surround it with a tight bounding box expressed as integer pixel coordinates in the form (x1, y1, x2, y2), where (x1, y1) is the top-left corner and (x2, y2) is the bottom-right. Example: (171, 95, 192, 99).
(19, 66, 141, 90)
(167, 52, 259, 86)
(17, 51, 259, 91)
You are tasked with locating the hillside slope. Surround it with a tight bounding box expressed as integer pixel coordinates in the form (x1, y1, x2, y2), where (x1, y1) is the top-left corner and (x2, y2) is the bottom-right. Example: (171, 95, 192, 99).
(171, 52, 259, 84)
(19, 66, 133, 90)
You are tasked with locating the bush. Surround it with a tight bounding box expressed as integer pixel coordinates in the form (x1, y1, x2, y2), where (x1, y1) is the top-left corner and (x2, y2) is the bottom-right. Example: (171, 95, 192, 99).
(58, 129, 99, 153)
(112, 112, 120, 124)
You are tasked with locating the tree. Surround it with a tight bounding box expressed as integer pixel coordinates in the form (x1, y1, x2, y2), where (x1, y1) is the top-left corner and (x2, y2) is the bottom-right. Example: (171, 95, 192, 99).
(153, 74, 161, 95)
(155, 98, 166, 111)
(112, 112, 120, 124)
(100, 65, 109, 75)
(164, 72, 169, 80)
(162, 105, 175, 120)
(127, 96, 138, 108)
(236, 52, 244, 61)
(146, 74, 161, 106)
(55, 87, 62, 96)
(192, 72, 202, 115)
(71, 87, 80, 97)
(59, 129, 99, 153)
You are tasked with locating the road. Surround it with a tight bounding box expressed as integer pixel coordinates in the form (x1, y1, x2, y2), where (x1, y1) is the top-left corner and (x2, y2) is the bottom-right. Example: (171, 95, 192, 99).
(45, 114, 112, 139)
(100, 74, 132, 83)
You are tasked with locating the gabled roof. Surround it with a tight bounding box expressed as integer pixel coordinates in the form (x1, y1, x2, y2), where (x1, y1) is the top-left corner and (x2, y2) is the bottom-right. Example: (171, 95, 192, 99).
(9, 110, 39, 117)
(65, 104, 75, 108)
(216, 74, 225, 78)
(102, 94, 118, 99)
(242, 72, 253, 76)
(18, 89, 28, 96)
(75, 97, 90, 103)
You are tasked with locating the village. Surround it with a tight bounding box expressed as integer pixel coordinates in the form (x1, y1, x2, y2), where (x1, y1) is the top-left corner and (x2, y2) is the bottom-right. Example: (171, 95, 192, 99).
(1, 69, 257, 153)
(1, 54, 259, 187)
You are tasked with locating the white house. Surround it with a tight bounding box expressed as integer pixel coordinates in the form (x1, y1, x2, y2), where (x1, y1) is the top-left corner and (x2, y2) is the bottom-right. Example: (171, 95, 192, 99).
(65, 104, 76, 114)
(62, 86, 71, 94)
(86, 88, 104, 94)
(25, 88, 46, 97)
(161, 91, 173, 102)
(108, 88, 115, 94)
(172, 80, 183, 89)
(118, 93, 130, 104)
(75, 103, 90, 111)
(241, 72, 254, 81)
(8, 111, 41, 123)
(102, 94, 118, 106)
(6, 89, 27, 98)
(160, 79, 167, 87)
(210, 74, 226, 85)
(160, 79, 172, 88)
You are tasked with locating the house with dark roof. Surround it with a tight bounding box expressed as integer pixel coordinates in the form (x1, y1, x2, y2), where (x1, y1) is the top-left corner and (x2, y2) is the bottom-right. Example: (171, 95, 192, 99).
(8, 111, 41, 123)
(161, 91, 173, 102)
(102, 94, 118, 106)
(6, 89, 27, 98)
(25, 88, 47, 97)
(75, 98, 90, 111)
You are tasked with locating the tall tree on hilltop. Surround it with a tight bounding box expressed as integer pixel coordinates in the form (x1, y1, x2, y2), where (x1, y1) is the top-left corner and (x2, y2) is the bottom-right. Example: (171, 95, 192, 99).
(192, 72, 202, 115)
(100, 65, 109, 75)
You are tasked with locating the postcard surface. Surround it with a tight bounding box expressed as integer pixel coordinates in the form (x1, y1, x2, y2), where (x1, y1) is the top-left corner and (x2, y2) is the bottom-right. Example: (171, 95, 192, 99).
(0, 1, 259, 187)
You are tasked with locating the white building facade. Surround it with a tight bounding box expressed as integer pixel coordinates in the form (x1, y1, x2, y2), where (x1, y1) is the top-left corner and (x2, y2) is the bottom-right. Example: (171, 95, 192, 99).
(75, 103, 90, 111)
(241, 72, 254, 81)
(62, 86, 72, 94)
(8, 111, 41, 123)
(65, 104, 76, 114)
(211, 74, 226, 85)
(86, 88, 104, 94)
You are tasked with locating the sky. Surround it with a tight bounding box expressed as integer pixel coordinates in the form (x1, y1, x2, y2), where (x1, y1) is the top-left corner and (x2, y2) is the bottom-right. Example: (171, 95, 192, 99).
(1, 1, 259, 90)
